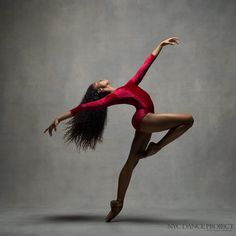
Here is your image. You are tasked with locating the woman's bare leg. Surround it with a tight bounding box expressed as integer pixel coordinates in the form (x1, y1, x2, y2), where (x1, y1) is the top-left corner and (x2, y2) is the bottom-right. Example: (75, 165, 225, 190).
(105, 113, 194, 221)
(116, 131, 152, 201)
(139, 113, 194, 158)
(105, 130, 152, 222)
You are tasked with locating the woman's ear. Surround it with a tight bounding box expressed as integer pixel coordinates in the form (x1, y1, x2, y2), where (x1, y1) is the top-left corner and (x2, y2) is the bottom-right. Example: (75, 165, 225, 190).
(97, 88, 103, 93)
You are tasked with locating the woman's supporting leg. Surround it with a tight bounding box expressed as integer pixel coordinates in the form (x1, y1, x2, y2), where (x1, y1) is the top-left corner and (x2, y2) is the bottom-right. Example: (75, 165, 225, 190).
(139, 113, 194, 158)
(117, 131, 152, 201)
(105, 130, 152, 222)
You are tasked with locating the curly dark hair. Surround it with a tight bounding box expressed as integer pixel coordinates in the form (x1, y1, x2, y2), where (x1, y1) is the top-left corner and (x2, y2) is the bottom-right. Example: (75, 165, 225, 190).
(63, 83, 109, 152)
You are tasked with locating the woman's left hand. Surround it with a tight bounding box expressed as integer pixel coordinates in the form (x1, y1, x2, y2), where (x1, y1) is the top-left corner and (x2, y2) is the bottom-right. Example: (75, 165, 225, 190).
(160, 37, 180, 46)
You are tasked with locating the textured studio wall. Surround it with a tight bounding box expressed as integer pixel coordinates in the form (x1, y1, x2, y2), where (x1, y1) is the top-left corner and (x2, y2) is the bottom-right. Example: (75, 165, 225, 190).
(0, 0, 235, 210)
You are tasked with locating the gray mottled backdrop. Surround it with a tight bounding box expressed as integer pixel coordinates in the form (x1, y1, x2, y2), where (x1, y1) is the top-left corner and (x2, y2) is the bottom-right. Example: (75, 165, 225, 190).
(0, 0, 235, 210)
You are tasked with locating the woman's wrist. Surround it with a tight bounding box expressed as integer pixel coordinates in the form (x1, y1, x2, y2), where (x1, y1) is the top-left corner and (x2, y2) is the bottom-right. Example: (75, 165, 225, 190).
(56, 111, 73, 123)
(152, 43, 164, 57)
(56, 117, 62, 123)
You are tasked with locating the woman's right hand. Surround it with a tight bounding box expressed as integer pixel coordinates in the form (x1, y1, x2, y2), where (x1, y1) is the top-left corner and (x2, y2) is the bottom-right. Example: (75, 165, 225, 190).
(43, 118, 60, 136)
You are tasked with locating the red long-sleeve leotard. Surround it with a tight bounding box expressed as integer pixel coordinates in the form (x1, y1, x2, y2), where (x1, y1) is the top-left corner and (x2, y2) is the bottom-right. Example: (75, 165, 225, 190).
(69, 53, 157, 131)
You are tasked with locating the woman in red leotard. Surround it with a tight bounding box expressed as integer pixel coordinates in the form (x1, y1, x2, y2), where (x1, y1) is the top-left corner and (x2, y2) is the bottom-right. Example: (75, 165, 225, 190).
(44, 37, 194, 222)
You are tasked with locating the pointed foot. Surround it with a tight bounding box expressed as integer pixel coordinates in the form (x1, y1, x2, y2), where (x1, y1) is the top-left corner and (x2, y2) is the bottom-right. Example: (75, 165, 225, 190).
(105, 200, 123, 222)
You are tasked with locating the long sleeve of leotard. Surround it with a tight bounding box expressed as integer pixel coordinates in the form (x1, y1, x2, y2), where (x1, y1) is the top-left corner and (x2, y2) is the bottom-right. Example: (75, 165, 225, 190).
(125, 53, 156, 86)
(69, 93, 117, 116)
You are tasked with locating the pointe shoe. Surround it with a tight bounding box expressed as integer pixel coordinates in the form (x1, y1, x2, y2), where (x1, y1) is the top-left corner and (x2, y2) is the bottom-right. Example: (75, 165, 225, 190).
(105, 200, 123, 222)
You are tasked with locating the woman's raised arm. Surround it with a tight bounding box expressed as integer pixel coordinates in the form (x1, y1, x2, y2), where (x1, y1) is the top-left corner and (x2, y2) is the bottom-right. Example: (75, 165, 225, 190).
(125, 52, 158, 86)
(125, 37, 179, 86)
(151, 43, 163, 57)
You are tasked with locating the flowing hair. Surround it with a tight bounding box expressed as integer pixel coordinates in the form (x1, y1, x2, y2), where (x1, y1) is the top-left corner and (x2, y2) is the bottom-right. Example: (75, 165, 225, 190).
(63, 83, 109, 152)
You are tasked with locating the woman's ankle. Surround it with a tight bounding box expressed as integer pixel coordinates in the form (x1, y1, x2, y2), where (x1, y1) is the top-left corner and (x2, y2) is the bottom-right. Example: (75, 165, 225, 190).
(116, 198, 124, 204)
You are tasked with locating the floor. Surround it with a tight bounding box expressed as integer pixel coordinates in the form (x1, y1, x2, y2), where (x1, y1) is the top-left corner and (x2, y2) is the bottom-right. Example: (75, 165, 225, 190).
(0, 206, 235, 236)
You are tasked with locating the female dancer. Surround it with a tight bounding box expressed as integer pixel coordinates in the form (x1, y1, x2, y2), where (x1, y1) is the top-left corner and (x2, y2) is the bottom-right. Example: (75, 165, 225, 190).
(44, 37, 194, 222)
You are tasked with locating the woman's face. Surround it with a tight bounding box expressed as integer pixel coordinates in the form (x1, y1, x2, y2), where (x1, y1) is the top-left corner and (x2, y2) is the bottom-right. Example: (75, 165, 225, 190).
(94, 79, 110, 89)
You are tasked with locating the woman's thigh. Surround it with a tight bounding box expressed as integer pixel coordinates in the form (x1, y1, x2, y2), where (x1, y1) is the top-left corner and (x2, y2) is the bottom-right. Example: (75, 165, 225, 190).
(139, 112, 194, 133)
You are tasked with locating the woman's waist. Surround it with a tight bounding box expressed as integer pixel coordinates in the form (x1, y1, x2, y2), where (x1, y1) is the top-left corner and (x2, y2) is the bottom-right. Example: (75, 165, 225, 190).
(134, 106, 154, 113)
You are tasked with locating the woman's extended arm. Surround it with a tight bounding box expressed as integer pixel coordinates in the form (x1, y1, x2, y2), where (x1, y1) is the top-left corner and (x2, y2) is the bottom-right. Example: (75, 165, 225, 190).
(43, 93, 117, 136)
(57, 111, 72, 122)
(52, 94, 117, 122)
(69, 92, 117, 116)
(125, 53, 157, 86)
(125, 37, 179, 86)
